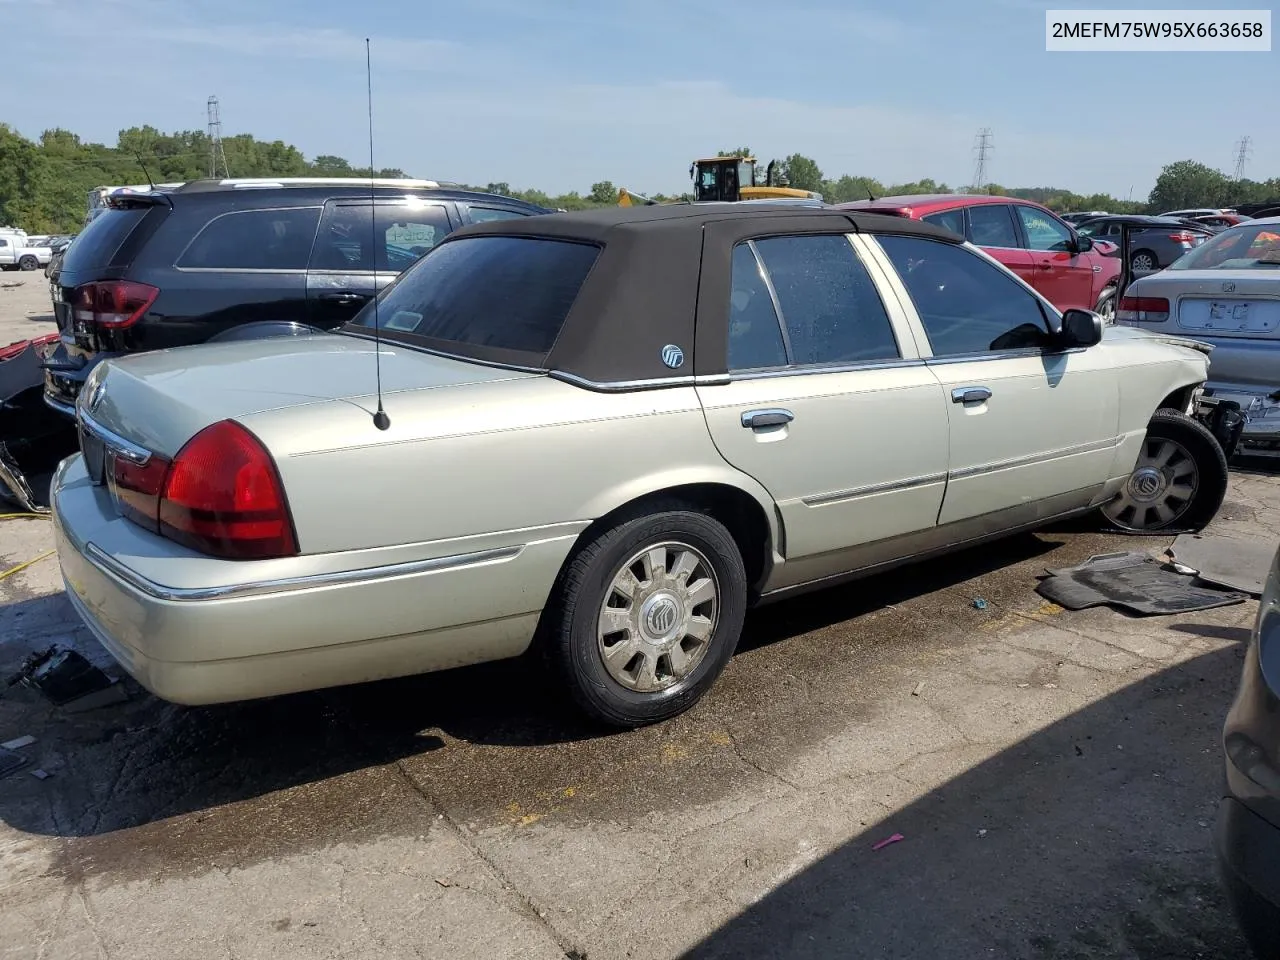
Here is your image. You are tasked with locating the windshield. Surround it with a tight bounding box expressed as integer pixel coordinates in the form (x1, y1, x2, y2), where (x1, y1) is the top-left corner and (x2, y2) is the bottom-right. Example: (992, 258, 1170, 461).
(345, 235, 600, 365)
(1168, 222, 1280, 270)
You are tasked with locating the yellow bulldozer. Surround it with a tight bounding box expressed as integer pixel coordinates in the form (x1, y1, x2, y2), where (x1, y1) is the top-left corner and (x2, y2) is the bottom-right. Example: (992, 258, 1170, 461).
(617, 155, 822, 206)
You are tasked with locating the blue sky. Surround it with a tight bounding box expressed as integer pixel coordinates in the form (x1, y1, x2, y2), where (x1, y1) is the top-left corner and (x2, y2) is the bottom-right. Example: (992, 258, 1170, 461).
(4, 0, 1276, 199)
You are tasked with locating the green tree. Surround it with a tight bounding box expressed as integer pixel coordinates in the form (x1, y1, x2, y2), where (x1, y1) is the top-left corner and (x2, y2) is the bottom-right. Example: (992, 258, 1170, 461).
(589, 181, 617, 205)
(1147, 160, 1232, 213)
(821, 175, 886, 204)
(717, 146, 753, 158)
(776, 153, 823, 193)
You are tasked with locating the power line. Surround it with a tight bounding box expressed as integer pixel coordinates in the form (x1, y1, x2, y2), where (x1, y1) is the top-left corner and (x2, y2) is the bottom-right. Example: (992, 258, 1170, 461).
(1232, 135, 1252, 181)
(972, 128, 993, 192)
(207, 96, 229, 178)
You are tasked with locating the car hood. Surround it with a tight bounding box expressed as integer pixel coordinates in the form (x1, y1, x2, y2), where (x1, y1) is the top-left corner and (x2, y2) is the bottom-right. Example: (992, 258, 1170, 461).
(1102, 323, 1213, 356)
(83, 333, 539, 457)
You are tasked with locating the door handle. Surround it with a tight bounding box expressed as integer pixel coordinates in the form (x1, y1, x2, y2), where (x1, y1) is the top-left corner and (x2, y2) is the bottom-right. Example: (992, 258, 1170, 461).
(319, 291, 369, 303)
(951, 386, 992, 404)
(741, 408, 794, 429)
(1036, 261, 1053, 270)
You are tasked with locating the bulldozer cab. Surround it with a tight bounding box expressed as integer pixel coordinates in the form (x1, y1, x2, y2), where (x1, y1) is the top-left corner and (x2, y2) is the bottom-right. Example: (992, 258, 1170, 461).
(691, 157, 758, 203)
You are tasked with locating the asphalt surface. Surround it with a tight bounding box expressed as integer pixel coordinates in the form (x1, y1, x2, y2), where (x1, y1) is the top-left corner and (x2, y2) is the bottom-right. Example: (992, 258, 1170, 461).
(1, 272, 1278, 958)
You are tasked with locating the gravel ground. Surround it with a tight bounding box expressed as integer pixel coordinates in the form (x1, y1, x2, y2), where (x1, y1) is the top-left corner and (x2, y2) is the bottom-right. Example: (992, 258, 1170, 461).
(0, 271, 1276, 959)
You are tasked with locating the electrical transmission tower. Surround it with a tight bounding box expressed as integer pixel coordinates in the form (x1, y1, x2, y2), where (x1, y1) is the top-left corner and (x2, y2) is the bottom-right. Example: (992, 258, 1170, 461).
(207, 96, 229, 179)
(972, 128, 993, 192)
(1232, 135, 1252, 181)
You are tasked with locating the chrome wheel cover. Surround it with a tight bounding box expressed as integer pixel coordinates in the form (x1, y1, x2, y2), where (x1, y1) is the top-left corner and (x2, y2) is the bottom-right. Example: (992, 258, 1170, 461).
(1102, 436, 1200, 530)
(597, 541, 719, 693)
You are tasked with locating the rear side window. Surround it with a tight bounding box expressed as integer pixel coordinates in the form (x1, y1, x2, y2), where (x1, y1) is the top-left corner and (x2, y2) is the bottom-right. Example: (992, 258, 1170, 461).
(727, 243, 788, 370)
(923, 209, 965, 236)
(311, 202, 454, 273)
(61, 208, 150, 274)
(348, 236, 599, 361)
(177, 207, 320, 270)
(466, 206, 530, 224)
(751, 234, 899, 366)
(966, 204, 1020, 248)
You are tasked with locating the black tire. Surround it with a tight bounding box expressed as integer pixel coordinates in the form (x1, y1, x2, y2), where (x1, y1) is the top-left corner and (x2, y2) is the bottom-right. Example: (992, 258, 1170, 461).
(1094, 287, 1116, 322)
(1130, 249, 1158, 274)
(18, 256, 38, 271)
(1101, 408, 1228, 533)
(543, 506, 747, 727)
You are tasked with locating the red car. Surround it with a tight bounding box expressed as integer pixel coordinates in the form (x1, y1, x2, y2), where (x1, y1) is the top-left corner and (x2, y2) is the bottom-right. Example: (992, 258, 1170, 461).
(837, 195, 1122, 318)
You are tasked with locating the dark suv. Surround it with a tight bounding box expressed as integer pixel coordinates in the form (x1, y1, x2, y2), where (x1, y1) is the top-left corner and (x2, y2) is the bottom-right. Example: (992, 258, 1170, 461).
(43, 178, 550, 416)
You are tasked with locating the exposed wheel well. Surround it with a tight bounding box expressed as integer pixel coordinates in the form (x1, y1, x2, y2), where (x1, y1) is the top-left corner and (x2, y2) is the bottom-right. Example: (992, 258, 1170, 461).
(574, 484, 775, 597)
(1158, 384, 1201, 415)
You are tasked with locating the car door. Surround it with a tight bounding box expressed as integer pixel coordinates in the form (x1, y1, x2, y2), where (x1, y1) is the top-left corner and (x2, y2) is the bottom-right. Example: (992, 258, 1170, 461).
(962, 204, 1036, 285)
(306, 198, 457, 329)
(695, 230, 950, 589)
(870, 234, 1119, 528)
(1013, 204, 1097, 311)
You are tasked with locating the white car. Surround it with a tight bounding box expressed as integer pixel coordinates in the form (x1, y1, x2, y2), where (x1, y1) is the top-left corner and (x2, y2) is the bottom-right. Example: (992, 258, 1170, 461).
(0, 236, 52, 271)
(52, 206, 1234, 726)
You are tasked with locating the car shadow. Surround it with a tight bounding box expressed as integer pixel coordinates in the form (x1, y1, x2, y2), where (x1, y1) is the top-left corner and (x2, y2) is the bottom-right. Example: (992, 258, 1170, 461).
(683, 643, 1251, 959)
(0, 527, 1112, 842)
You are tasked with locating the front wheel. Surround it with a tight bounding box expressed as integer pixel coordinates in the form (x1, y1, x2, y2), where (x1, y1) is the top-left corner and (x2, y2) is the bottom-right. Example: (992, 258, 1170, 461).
(543, 508, 747, 727)
(1095, 287, 1116, 323)
(18, 256, 38, 271)
(1100, 409, 1228, 532)
(1130, 249, 1158, 274)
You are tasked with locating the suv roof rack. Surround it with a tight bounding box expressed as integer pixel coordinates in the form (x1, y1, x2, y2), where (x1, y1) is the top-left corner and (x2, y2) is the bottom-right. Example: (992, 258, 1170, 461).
(174, 177, 459, 193)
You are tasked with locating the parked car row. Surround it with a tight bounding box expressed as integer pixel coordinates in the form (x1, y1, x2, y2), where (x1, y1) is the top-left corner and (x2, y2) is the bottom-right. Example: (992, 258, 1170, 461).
(1075, 214, 1215, 273)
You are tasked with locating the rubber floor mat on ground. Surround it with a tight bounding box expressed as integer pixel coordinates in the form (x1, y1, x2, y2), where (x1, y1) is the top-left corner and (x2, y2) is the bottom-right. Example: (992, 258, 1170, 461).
(1035, 551, 1248, 615)
(1170, 533, 1276, 596)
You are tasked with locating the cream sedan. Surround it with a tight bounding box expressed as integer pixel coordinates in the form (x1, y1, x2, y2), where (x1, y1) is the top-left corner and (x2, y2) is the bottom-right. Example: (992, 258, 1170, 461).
(53, 206, 1232, 726)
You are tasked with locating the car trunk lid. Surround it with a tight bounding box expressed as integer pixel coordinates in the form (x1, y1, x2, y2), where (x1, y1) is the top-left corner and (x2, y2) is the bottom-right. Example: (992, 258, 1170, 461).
(79, 333, 540, 460)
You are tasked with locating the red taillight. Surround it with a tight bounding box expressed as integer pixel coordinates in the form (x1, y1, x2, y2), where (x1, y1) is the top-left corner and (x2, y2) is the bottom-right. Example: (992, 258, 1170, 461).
(108, 453, 171, 533)
(1116, 295, 1170, 323)
(1167, 232, 1198, 243)
(157, 421, 298, 560)
(72, 280, 158, 329)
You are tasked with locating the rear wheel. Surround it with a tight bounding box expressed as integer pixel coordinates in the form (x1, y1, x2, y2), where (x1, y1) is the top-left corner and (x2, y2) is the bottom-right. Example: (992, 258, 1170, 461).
(18, 256, 38, 271)
(1130, 249, 1157, 273)
(1100, 409, 1228, 532)
(543, 507, 747, 727)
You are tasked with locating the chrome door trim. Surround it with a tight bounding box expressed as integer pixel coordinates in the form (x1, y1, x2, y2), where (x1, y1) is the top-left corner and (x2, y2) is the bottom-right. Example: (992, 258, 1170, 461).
(948, 435, 1123, 480)
(802, 471, 948, 507)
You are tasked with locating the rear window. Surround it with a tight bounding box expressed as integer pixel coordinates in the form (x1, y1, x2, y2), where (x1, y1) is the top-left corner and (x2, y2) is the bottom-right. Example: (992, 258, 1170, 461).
(60, 208, 149, 274)
(1169, 223, 1280, 271)
(345, 236, 600, 362)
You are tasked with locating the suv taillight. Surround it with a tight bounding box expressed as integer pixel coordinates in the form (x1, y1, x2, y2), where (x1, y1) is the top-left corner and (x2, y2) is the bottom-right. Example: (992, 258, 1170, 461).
(72, 280, 158, 329)
(110, 421, 298, 560)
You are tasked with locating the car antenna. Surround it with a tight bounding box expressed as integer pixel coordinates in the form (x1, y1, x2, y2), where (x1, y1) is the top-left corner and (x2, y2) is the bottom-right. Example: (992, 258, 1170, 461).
(134, 152, 156, 190)
(866, 188, 876, 201)
(366, 38, 390, 431)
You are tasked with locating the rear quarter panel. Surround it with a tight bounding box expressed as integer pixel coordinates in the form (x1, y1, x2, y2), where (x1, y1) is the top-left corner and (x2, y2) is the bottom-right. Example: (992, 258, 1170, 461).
(242, 376, 779, 557)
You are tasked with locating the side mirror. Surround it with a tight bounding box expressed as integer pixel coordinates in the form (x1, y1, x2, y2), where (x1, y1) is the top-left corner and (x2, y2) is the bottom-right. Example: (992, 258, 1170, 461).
(1072, 233, 1093, 253)
(1059, 308, 1104, 349)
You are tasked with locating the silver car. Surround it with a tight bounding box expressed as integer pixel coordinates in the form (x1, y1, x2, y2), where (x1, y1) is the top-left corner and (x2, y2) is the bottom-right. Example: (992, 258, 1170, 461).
(1116, 217, 1280, 457)
(52, 206, 1231, 726)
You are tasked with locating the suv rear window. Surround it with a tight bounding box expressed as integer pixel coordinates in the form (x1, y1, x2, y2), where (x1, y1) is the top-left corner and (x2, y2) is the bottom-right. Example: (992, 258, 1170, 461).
(345, 236, 599, 363)
(60, 208, 149, 274)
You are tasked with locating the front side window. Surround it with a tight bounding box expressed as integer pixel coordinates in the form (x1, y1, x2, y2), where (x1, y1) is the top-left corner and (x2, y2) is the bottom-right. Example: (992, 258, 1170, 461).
(467, 206, 530, 224)
(177, 207, 320, 270)
(346, 236, 599, 362)
(877, 235, 1050, 356)
(1015, 205, 1074, 252)
(751, 235, 900, 366)
(966, 204, 1020, 248)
